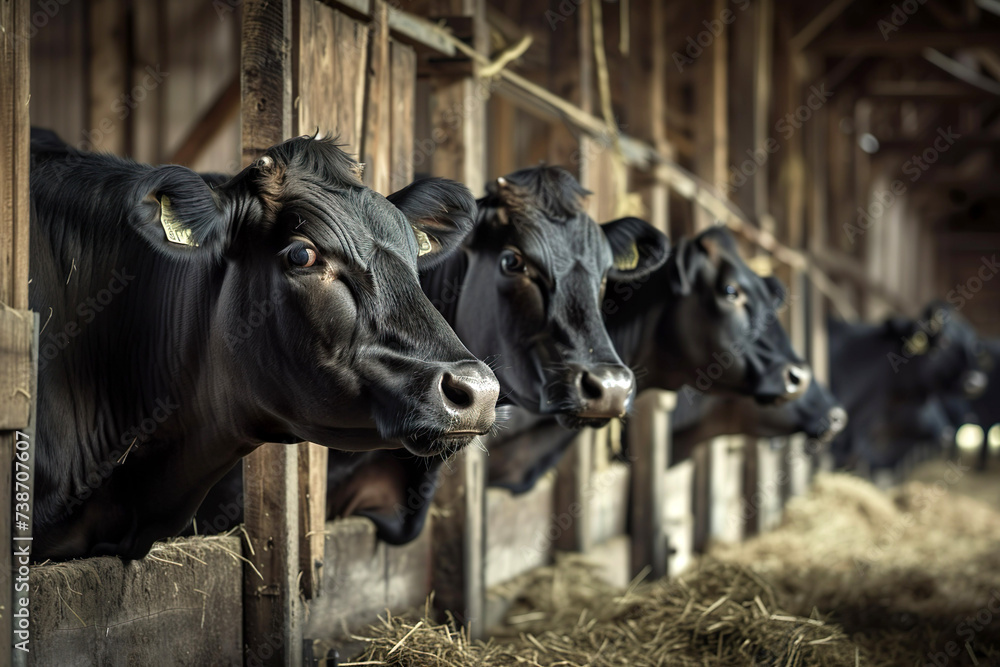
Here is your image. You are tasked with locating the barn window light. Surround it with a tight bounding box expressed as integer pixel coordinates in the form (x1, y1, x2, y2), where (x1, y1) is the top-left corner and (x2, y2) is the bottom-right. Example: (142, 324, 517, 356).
(988, 424, 1000, 453)
(858, 133, 880, 154)
(956, 423, 985, 452)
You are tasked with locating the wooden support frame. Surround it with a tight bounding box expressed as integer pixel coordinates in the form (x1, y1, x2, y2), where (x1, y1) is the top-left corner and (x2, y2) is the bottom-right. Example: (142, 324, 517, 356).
(1, 2, 31, 664)
(628, 391, 676, 579)
(240, 2, 302, 665)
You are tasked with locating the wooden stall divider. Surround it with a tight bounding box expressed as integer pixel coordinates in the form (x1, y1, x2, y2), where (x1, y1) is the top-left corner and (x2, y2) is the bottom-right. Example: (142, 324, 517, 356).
(1, 2, 31, 663)
(628, 390, 676, 579)
(240, 1, 303, 664)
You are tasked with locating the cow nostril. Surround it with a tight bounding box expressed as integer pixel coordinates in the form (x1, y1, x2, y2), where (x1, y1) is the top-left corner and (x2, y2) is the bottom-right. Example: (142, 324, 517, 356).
(579, 371, 604, 401)
(782, 364, 811, 397)
(440, 373, 473, 409)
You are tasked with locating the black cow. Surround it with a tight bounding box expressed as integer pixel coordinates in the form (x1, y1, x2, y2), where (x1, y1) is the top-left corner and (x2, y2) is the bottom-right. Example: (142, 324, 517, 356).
(30, 129, 498, 560)
(669, 379, 847, 462)
(860, 395, 955, 469)
(421, 167, 669, 427)
(487, 226, 814, 492)
(829, 302, 988, 469)
(198, 165, 669, 543)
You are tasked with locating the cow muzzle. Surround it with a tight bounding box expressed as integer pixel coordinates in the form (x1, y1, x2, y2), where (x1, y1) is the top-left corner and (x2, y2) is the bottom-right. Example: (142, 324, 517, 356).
(568, 363, 635, 424)
(962, 370, 988, 398)
(435, 362, 500, 436)
(819, 406, 848, 442)
(781, 363, 811, 401)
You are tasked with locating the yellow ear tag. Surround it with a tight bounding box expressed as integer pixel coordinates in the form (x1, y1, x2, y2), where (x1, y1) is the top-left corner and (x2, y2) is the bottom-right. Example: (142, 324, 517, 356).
(747, 254, 774, 277)
(159, 196, 199, 247)
(904, 330, 929, 356)
(413, 227, 433, 257)
(613, 241, 640, 271)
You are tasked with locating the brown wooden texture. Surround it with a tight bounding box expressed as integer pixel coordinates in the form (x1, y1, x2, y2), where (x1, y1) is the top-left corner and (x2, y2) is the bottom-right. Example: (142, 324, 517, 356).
(307, 517, 433, 657)
(293, 0, 370, 606)
(297, 0, 368, 153)
(1, 2, 30, 662)
(389, 41, 417, 192)
(240, 1, 301, 664)
(28, 537, 243, 666)
(0, 310, 31, 431)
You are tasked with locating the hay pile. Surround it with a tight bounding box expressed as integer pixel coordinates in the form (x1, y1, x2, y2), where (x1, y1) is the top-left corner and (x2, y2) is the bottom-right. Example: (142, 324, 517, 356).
(348, 472, 1000, 666)
(713, 472, 1000, 665)
(349, 561, 856, 665)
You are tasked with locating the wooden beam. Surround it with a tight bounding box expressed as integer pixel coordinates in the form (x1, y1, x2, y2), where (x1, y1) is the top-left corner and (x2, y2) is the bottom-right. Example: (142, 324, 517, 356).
(812, 30, 1000, 55)
(864, 80, 996, 98)
(240, 1, 301, 665)
(170, 76, 241, 167)
(1, 1, 30, 663)
(924, 48, 1000, 96)
(789, 0, 857, 52)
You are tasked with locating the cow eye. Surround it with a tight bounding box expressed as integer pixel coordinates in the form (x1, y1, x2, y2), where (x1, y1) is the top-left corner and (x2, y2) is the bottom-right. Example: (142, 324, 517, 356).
(724, 283, 740, 301)
(287, 242, 318, 268)
(500, 248, 527, 275)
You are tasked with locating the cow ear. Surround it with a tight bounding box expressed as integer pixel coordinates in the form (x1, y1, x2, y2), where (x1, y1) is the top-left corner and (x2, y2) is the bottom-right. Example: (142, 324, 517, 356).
(387, 177, 478, 270)
(602, 216, 670, 281)
(130, 165, 231, 258)
(666, 237, 702, 296)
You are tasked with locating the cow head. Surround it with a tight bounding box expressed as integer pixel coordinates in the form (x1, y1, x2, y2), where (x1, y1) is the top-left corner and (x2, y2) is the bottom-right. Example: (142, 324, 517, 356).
(634, 226, 810, 402)
(887, 301, 989, 400)
(132, 136, 499, 456)
(750, 378, 847, 442)
(444, 167, 669, 429)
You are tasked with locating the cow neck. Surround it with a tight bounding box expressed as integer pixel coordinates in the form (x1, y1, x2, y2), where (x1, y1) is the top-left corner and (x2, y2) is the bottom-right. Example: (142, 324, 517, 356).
(418, 246, 470, 329)
(605, 261, 674, 392)
(827, 320, 895, 439)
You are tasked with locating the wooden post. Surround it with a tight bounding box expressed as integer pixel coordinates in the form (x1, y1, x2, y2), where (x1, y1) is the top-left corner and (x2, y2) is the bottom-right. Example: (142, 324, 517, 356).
(362, 0, 392, 194)
(554, 429, 595, 553)
(425, 0, 488, 637)
(240, 1, 302, 665)
(293, 0, 372, 604)
(693, 0, 728, 230)
(1, 2, 30, 664)
(628, 390, 676, 579)
(433, 444, 487, 636)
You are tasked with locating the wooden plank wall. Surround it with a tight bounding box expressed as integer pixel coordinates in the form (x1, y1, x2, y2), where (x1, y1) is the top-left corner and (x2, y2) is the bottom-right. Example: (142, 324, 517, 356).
(2, 3, 32, 665)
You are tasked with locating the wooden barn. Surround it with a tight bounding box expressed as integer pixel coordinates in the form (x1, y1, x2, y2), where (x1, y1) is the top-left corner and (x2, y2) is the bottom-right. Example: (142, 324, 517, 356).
(2, 0, 1000, 664)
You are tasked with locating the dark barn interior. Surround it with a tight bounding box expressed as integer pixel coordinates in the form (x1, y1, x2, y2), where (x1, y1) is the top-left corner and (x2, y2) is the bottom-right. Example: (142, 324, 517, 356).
(1, 0, 999, 664)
